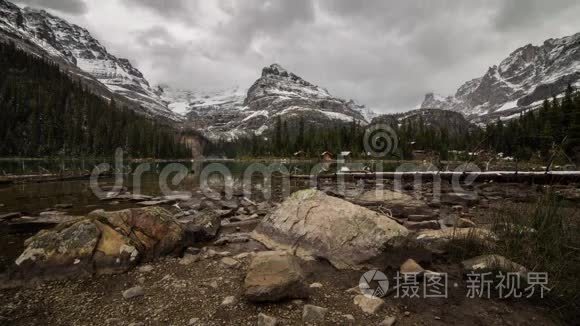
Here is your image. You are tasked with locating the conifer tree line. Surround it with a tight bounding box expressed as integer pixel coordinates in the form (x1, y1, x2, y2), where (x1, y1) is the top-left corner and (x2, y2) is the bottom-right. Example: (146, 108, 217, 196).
(3, 39, 580, 163)
(207, 87, 580, 163)
(0, 41, 191, 158)
(206, 114, 479, 160)
(483, 84, 580, 163)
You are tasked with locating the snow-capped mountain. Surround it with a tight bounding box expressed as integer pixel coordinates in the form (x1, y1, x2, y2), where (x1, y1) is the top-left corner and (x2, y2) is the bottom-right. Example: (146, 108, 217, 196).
(1, 0, 378, 139)
(421, 32, 580, 122)
(240, 64, 371, 128)
(161, 64, 378, 140)
(158, 86, 250, 140)
(0, 0, 180, 121)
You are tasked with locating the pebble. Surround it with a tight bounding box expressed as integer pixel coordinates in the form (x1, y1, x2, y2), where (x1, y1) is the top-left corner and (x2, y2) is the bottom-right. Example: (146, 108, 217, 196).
(309, 282, 323, 288)
(400, 258, 425, 274)
(234, 252, 251, 260)
(138, 265, 154, 273)
(122, 286, 144, 299)
(302, 305, 328, 323)
(179, 254, 198, 265)
(220, 257, 239, 268)
(380, 316, 397, 326)
(188, 317, 200, 325)
(257, 313, 277, 326)
(353, 295, 385, 314)
(221, 296, 237, 306)
(208, 280, 219, 289)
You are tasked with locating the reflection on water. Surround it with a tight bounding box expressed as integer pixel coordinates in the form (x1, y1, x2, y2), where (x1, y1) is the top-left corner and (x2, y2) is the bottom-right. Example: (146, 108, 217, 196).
(0, 159, 411, 216)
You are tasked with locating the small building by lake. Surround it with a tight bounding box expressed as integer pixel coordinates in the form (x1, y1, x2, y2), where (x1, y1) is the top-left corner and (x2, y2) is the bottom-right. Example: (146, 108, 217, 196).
(320, 151, 334, 162)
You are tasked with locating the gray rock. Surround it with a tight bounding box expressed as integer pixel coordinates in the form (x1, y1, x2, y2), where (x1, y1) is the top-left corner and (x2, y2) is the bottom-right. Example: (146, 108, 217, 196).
(415, 228, 496, 252)
(353, 295, 385, 314)
(379, 316, 397, 326)
(179, 254, 199, 266)
(179, 210, 220, 244)
(462, 254, 527, 275)
(122, 286, 144, 299)
(0, 212, 22, 220)
(220, 199, 239, 210)
(257, 313, 277, 326)
(221, 257, 239, 268)
(188, 318, 200, 325)
(213, 233, 251, 246)
(244, 251, 309, 302)
(138, 265, 154, 273)
(343, 314, 355, 323)
(302, 304, 328, 323)
(13, 207, 184, 281)
(252, 189, 409, 269)
(354, 189, 431, 217)
(163, 194, 192, 202)
(221, 296, 236, 306)
(400, 258, 424, 274)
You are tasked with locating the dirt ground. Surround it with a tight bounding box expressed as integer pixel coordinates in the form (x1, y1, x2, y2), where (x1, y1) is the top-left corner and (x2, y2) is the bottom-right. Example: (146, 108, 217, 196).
(0, 240, 559, 326)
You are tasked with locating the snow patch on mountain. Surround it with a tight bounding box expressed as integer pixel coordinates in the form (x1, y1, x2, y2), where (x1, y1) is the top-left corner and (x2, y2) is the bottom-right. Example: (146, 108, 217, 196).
(421, 32, 580, 123)
(0, 0, 179, 121)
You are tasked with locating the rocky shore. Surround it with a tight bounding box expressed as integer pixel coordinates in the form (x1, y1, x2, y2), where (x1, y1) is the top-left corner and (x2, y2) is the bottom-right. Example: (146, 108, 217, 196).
(1, 179, 578, 325)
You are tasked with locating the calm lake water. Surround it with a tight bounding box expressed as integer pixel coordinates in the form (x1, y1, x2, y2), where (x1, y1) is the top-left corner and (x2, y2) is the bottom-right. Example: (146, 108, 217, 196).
(0, 159, 411, 216)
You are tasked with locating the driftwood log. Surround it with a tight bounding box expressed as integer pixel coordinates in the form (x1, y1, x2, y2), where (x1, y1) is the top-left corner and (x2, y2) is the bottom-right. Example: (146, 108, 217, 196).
(289, 171, 580, 184)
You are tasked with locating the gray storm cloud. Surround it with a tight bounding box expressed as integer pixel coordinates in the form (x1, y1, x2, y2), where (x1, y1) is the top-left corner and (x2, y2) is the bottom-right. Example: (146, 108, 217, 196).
(14, 0, 580, 112)
(18, 0, 87, 14)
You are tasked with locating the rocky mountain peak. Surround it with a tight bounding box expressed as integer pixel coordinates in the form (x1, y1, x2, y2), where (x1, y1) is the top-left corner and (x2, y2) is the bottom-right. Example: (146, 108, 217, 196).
(1, 0, 379, 140)
(421, 31, 580, 123)
(262, 63, 288, 76)
(260, 63, 315, 88)
(0, 0, 178, 121)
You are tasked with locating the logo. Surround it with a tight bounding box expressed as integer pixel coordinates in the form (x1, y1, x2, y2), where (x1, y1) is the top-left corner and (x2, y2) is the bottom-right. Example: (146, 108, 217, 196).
(363, 124, 398, 158)
(359, 269, 389, 298)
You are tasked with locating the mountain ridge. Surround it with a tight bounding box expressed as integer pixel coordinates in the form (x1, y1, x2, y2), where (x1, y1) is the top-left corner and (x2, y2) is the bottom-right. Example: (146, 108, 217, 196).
(421, 32, 580, 123)
(0, 0, 379, 139)
(161, 63, 378, 140)
(0, 0, 180, 121)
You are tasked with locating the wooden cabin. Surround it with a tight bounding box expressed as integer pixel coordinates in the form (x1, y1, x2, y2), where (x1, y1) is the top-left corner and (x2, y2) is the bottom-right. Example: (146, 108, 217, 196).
(320, 151, 334, 162)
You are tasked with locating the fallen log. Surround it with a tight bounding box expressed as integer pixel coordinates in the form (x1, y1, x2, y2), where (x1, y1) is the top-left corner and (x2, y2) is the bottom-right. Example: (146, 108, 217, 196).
(289, 171, 580, 184)
(0, 172, 113, 185)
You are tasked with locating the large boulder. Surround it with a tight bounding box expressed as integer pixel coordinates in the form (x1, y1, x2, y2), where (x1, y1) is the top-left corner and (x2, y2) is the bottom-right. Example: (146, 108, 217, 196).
(93, 207, 185, 261)
(14, 219, 101, 280)
(10, 207, 184, 282)
(252, 189, 409, 269)
(244, 251, 309, 302)
(91, 220, 139, 275)
(177, 210, 221, 245)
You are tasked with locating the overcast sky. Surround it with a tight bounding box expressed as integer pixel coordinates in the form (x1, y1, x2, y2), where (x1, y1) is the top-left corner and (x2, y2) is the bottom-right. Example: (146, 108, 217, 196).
(16, 0, 580, 113)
